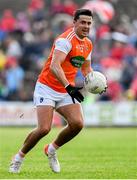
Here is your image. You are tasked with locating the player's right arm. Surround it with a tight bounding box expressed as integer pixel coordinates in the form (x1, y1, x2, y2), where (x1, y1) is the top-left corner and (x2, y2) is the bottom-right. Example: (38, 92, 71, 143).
(50, 49, 69, 87)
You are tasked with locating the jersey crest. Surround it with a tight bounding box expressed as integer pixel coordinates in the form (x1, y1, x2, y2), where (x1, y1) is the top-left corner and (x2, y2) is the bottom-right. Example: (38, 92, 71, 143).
(70, 56, 85, 68)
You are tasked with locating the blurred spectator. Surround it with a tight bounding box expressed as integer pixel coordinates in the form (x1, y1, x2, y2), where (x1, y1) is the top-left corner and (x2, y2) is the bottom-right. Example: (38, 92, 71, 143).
(15, 12, 31, 32)
(0, 9, 16, 32)
(101, 57, 122, 82)
(63, 0, 78, 16)
(28, 0, 45, 14)
(123, 44, 136, 64)
(50, 0, 64, 15)
(128, 75, 137, 100)
(4, 34, 23, 58)
(27, 0, 46, 22)
(96, 24, 110, 40)
(5, 56, 25, 100)
(0, 30, 7, 42)
(0, 73, 7, 100)
(120, 60, 136, 90)
(110, 41, 126, 62)
(125, 57, 137, 100)
(99, 81, 123, 101)
(0, 50, 7, 70)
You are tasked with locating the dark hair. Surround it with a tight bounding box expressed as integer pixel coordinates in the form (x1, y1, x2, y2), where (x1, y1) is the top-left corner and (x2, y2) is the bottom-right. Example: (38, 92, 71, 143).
(74, 9, 93, 21)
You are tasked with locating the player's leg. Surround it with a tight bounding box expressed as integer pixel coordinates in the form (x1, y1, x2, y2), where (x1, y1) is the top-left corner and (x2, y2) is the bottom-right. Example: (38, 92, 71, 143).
(44, 103, 83, 173)
(9, 105, 54, 173)
(54, 103, 84, 147)
(21, 106, 54, 154)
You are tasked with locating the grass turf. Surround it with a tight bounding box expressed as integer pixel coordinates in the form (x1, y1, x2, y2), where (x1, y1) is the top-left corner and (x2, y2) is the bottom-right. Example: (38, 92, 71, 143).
(0, 127, 137, 179)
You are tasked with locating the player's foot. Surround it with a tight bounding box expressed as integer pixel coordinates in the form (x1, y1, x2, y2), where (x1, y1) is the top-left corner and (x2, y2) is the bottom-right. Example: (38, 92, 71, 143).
(44, 145, 60, 173)
(9, 155, 23, 173)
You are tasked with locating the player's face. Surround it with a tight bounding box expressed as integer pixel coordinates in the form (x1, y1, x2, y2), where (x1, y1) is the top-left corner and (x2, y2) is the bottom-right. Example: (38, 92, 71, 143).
(74, 15, 93, 39)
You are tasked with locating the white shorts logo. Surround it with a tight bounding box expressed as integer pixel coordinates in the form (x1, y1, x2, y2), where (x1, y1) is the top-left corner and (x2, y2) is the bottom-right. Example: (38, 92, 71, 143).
(40, 97, 44, 103)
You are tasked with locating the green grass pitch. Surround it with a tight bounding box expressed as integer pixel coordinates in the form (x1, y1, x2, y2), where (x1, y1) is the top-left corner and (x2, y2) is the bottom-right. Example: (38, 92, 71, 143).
(0, 127, 136, 179)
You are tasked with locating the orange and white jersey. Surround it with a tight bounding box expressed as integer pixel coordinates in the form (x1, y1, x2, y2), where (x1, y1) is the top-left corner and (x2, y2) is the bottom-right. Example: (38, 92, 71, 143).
(38, 28, 93, 93)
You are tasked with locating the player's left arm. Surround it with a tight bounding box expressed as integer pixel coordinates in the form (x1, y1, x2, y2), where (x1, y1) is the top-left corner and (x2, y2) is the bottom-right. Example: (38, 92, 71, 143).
(81, 58, 93, 77)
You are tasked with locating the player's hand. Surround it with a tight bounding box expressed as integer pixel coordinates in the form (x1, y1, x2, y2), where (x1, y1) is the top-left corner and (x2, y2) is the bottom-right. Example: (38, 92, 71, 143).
(65, 84, 84, 103)
(99, 86, 108, 95)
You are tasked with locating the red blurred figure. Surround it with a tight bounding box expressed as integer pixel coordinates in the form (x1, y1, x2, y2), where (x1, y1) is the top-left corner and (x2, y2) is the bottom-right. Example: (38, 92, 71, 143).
(63, 0, 78, 16)
(107, 81, 122, 101)
(101, 57, 122, 68)
(110, 41, 126, 61)
(28, 0, 45, 13)
(5, 56, 17, 69)
(50, 0, 64, 15)
(96, 24, 110, 40)
(0, 9, 16, 32)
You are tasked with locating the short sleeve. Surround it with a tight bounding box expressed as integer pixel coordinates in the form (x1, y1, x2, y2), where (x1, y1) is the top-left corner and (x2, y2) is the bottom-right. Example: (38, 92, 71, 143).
(86, 51, 92, 61)
(54, 38, 72, 54)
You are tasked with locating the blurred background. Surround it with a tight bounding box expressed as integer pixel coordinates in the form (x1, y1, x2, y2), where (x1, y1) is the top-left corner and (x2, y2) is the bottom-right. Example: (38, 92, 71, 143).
(0, 0, 137, 127)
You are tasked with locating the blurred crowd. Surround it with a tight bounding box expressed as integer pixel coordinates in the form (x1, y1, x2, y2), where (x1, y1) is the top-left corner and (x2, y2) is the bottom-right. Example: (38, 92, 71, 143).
(0, 0, 137, 102)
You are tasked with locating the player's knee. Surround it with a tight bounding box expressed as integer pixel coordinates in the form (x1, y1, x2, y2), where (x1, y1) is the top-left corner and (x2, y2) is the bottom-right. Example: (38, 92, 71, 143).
(76, 121, 84, 131)
(38, 127, 51, 137)
(70, 119, 84, 132)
